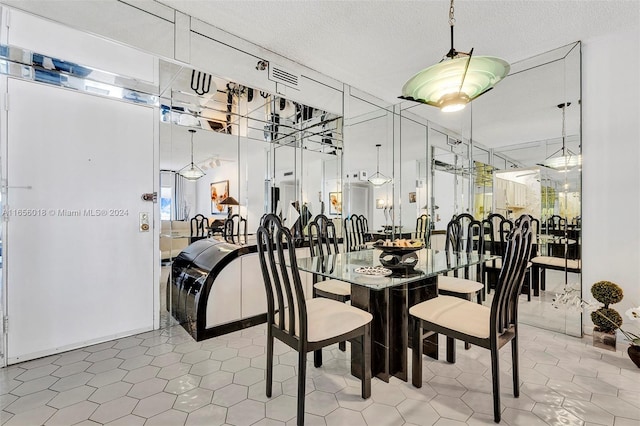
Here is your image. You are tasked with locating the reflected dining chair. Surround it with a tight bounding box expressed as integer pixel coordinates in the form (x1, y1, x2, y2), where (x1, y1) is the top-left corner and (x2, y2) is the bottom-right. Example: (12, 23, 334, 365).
(486, 214, 535, 301)
(409, 216, 533, 423)
(257, 214, 372, 425)
(223, 214, 247, 244)
(308, 214, 351, 351)
(189, 214, 209, 243)
(415, 213, 431, 247)
(343, 214, 365, 252)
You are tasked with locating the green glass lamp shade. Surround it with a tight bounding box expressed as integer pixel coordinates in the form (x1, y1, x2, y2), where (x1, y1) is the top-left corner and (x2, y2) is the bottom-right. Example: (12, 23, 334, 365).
(401, 56, 510, 111)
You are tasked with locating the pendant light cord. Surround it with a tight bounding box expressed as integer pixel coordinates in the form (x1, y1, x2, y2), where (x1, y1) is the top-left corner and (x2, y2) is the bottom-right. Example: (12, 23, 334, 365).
(447, 0, 457, 58)
(189, 129, 196, 166)
(376, 144, 381, 173)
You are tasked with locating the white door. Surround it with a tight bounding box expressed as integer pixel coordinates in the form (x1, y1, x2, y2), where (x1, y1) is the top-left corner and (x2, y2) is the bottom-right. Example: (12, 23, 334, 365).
(5, 79, 156, 363)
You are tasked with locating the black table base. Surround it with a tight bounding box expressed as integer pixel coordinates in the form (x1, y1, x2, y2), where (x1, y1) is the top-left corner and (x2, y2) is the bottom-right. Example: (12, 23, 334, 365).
(350, 276, 438, 382)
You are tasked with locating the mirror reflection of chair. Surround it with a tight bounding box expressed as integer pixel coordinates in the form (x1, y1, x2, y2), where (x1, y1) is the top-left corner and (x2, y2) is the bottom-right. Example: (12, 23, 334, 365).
(308, 214, 351, 351)
(409, 216, 533, 423)
(223, 214, 247, 244)
(343, 215, 366, 252)
(257, 214, 372, 425)
(485, 214, 534, 301)
(415, 214, 431, 247)
(357, 214, 370, 242)
(190, 214, 209, 243)
(546, 214, 566, 236)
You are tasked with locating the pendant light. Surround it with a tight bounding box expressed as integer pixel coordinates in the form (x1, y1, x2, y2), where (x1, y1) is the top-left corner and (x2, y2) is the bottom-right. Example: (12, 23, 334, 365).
(542, 103, 581, 170)
(368, 144, 391, 186)
(179, 129, 206, 180)
(400, 0, 510, 112)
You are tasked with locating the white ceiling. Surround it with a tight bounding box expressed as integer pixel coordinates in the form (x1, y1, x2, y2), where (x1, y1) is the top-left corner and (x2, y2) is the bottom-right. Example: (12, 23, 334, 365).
(158, 0, 638, 105)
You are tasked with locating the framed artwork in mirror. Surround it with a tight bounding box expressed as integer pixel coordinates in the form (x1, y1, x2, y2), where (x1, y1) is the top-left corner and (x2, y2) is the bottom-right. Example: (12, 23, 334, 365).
(409, 192, 416, 203)
(329, 192, 342, 215)
(211, 180, 229, 215)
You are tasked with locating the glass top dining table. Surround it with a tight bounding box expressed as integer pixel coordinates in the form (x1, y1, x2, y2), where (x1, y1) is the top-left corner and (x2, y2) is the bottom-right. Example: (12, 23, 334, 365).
(297, 247, 491, 382)
(297, 248, 486, 290)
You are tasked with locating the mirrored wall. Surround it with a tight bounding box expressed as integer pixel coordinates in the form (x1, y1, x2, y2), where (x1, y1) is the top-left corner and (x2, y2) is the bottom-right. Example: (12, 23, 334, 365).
(156, 39, 581, 337)
(342, 42, 582, 337)
(466, 41, 582, 336)
(158, 60, 343, 327)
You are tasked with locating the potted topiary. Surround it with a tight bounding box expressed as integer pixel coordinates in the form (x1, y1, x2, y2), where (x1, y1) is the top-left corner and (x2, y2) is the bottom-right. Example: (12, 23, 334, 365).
(590, 280, 624, 350)
(553, 282, 640, 365)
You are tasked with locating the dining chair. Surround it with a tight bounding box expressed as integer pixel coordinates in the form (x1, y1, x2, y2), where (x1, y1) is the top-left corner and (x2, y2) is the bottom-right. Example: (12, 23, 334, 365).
(223, 214, 247, 244)
(189, 214, 209, 243)
(486, 214, 535, 301)
(439, 217, 485, 349)
(357, 214, 370, 243)
(415, 214, 431, 247)
(308, 214, 352, 351)
(546, 214, 566, 236)
(343, 214, 365, 252)
(409, 215, 533, 423)
(439, 217, 485, 303)
(257, 214, 372, 425)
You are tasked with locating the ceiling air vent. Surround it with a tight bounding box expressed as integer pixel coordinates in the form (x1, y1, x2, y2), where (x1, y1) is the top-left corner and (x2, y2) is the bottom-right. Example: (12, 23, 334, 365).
(447, 137, 462, 146)
(269, 64, 300, 89)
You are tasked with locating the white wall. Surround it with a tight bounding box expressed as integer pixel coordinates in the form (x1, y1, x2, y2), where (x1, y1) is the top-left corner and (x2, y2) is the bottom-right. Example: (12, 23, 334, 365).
(582, 28, 640, 335)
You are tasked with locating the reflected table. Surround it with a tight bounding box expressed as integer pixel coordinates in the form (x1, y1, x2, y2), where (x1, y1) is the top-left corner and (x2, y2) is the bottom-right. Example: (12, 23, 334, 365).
(297, 249, 488, 382)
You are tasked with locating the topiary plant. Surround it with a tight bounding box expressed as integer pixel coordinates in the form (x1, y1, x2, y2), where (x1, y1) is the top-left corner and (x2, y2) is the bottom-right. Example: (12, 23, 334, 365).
(591, 307, 623, 333)
(590, 281, 624, 334)
(591, 280, 624, 308)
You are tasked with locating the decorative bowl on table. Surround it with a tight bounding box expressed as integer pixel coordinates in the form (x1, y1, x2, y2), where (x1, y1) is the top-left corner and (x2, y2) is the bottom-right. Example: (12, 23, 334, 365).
(373, 241, 424, 270)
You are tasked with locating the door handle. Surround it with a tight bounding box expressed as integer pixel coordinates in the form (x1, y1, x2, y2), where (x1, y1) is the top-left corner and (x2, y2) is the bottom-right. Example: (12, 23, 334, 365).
(141, 192, 157, 203)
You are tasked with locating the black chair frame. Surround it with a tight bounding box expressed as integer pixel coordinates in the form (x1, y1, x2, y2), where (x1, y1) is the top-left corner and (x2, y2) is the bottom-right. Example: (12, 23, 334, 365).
(411, 215, 533, 423)
(257, 214, 371, 425)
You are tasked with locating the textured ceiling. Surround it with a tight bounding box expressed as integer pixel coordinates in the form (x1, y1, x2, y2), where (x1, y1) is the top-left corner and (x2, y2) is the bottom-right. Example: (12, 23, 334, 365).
(158, 0, 639, 104)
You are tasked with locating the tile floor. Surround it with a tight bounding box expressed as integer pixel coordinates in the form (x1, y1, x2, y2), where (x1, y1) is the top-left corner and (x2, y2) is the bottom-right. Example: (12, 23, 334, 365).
(1, 320, 639, 426)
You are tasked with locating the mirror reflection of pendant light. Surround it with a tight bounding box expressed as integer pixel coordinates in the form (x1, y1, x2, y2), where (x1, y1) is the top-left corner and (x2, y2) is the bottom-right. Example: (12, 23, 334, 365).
(179, 129, 206, 181)
(368, 144, 391, 186)
(542, 102, 581, 170)
(400, 0, 510, 112)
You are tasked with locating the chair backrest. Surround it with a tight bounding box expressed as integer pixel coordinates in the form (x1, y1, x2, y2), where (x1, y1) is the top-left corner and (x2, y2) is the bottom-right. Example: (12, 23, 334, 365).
(446, 216, 484, 279)
(223, 214, 247, 244)
(547, 214, 566, 235)
(257, 213, 308, 343)
(483, 213, 511, 257)
(490, 215, 533, 335)
(416, 214, 431, 246)
(343, 215, 364, 252)
(445, 218, 463, 252)
(309, 214, 339, 257)
(357, 214, 369, 242)
(518, 214, 539, 257)
(190, 214, 209, 243)
(358, 214, 368, 233)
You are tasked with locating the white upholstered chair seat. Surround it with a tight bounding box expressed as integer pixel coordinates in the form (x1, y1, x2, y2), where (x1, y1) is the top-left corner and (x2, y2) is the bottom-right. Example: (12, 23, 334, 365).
(409, 295, 491, 339)
(531, 256, 581, 269)
(313, 279, 351, 296)
(281, 298, 372, 342)
(438, 275, 483, 295)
